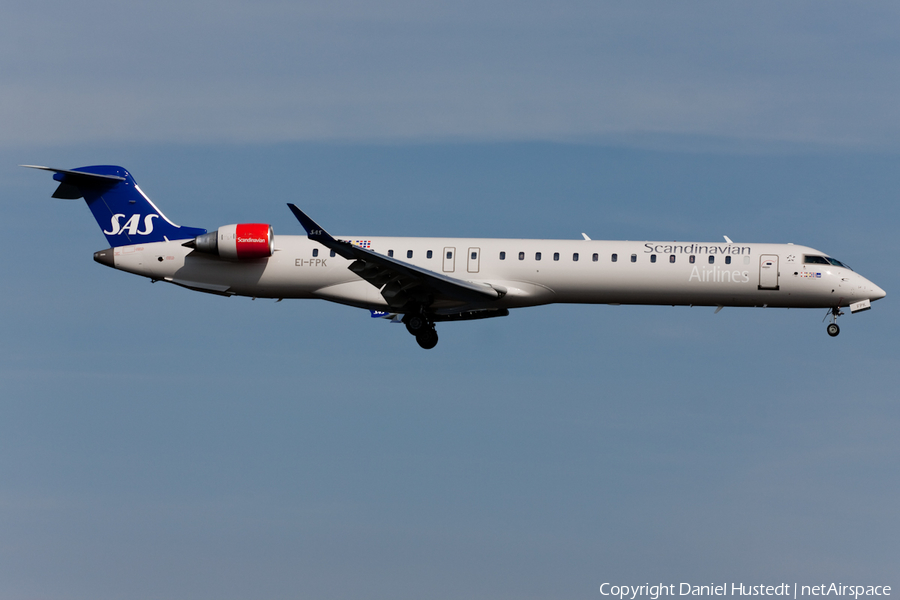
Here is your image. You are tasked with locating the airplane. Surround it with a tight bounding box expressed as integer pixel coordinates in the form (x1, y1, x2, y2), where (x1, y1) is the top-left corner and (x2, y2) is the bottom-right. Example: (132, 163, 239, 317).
(25, 164, 886, 349)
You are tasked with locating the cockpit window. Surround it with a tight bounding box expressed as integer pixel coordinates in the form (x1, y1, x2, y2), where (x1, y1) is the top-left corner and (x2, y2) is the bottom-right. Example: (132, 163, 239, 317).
(805, 255, 852, 270)
(827, 258, 852, 270)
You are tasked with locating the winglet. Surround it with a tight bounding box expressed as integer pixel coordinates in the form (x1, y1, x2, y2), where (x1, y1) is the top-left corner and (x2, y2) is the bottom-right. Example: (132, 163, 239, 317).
(286, 204, 356, 259)
(287, 204, 331, 241)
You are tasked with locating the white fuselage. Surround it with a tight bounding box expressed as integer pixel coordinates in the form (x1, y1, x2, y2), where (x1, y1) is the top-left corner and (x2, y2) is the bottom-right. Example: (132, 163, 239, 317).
(106, 235, 885, 314)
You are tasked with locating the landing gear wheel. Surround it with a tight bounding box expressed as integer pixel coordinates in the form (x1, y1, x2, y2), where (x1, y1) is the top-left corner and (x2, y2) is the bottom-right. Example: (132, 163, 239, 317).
(415, 328, 438, 349)
(405, 314, 427, 335)
(824, 307, 844, 338)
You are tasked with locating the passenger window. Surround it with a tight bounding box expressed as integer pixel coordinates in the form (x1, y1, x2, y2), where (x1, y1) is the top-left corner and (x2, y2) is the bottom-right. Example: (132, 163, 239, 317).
(407, 250, 413, 259)
(611, 253, 617, 262)
(725, 256, 731, 264)
(708, 256, 715, 264)
(519, 252, 525, 260)
(312, 248, 319, 257)
(573, 253, 579, 262)
(330, 250, 336, 258)
(427, 250, 433, 259)
(650, 255, 657, 263)
(535, 252, 542, 261)
(500, 251, 506, 260)
(743, 256, 750, 265)
(689, 255, 695, 264)
(593, 253, 599, 262)
(388, 250, 394, 258)
(553, 252, 560, 261)
(631, 254, 637, 263)
(669, 255, 675, 263)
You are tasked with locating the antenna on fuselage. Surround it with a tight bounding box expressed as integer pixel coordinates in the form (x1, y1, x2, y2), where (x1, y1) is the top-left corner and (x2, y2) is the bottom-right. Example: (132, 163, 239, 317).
(723, 235, 733, 243)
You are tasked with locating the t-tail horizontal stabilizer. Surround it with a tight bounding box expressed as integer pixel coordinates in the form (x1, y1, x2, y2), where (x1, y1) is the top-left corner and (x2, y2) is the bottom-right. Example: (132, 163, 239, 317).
(24, 165, 207, 247)
(22, 165, 126, 199)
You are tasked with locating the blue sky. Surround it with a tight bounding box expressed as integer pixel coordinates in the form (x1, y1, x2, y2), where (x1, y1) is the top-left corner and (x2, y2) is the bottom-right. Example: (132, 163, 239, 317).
(2, 2, 899, 599)
(4, 1, 900, 148)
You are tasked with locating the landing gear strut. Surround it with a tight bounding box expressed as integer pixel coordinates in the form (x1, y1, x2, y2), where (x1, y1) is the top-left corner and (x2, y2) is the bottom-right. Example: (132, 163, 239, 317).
(825, 307, 843, 337)
(403, 310, 439, 349)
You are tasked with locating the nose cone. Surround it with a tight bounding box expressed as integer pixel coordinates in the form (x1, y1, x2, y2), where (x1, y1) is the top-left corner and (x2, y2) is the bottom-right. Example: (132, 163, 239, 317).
(871, 284, 887, 301)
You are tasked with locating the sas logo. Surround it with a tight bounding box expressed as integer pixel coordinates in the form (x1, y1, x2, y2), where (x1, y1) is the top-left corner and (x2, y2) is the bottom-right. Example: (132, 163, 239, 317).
(103, 214, 158, 236)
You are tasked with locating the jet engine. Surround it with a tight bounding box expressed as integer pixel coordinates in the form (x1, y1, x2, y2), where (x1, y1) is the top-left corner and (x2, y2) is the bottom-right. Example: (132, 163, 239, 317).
(187, 223, 274, 259)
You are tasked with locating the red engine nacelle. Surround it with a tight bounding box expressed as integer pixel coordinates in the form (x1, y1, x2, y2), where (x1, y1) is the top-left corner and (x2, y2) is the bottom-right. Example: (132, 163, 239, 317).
(190, 223, 274, 259)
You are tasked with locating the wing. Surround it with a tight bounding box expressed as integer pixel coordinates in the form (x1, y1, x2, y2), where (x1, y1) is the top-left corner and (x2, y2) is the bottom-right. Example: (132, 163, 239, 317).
(287, 204, 503, 309)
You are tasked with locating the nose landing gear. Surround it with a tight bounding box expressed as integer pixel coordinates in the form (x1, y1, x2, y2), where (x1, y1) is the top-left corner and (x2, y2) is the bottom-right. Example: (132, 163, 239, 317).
(825, 307, 844, 337)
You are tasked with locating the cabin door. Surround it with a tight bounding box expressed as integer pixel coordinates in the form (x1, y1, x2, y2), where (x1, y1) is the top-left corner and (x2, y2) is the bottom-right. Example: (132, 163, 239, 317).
(759, 255, 780, 290)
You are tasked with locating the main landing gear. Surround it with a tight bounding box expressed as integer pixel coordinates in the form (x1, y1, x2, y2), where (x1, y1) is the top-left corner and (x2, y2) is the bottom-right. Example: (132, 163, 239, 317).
(404, 312, 438, 349)
(825, 307, 843, 337)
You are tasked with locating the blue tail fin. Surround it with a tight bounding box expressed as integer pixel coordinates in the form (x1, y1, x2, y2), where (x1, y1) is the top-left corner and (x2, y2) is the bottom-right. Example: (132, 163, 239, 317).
(25, 165, 207, 247)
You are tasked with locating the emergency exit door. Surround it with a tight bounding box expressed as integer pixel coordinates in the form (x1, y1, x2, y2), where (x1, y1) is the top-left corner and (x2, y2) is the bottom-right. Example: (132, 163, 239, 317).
(443, 247, 455, 272)
(467, 247, 480, 273)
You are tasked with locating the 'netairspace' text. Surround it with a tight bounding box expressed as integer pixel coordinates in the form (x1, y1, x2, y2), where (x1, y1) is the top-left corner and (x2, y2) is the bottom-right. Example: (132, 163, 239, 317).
(599, 584, 891, 600)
